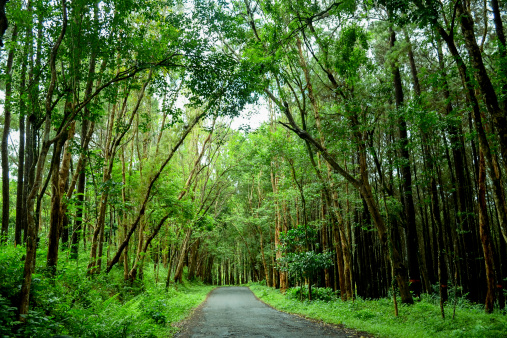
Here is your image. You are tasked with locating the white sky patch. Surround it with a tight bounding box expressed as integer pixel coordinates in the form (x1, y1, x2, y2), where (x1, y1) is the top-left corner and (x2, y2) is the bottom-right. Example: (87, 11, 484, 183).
(230, 97, 270, 131)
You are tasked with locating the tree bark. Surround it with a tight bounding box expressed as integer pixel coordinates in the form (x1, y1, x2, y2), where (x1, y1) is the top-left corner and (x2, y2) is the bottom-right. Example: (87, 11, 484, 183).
(15, 35, 28, 245)
(174, 228, 193, 283)
(46, 128, 70, 272)
(456, 1, 507, 175)
(437, 24, 505, 301)
(478, 151, 496, 313)
(187, 238, 200, 281)
(1, 25, 17, 242)
(391, 28, 421, 297)
(491, 0, 507, 112)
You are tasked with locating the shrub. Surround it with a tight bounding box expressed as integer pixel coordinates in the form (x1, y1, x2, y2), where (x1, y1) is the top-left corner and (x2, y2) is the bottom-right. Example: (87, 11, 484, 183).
(0, 295, 17, 336)
(0, 245, 24, 300)
(286, 286, 338, 302)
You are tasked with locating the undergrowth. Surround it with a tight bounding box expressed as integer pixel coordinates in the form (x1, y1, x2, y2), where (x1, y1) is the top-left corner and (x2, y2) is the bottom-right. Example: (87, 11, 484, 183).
(249, 283, 507, 338)
(0, 245, 213, 337)
(286, 285, 339, 302)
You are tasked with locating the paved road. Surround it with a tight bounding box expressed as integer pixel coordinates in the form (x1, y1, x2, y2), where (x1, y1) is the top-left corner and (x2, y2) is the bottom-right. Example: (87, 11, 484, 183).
(176, 287, 367, 338)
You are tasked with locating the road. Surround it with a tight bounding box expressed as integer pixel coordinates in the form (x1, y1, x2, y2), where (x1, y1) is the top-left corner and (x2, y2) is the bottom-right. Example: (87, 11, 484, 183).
(176, 286, 370, 338)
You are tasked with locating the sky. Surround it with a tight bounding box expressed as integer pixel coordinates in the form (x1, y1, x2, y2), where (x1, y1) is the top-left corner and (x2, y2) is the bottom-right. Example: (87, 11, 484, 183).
(230, 98, 271, 131)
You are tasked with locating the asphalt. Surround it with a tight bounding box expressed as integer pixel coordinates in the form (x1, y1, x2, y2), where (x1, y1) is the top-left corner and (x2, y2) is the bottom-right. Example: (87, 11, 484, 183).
(175, 286, 370, 338)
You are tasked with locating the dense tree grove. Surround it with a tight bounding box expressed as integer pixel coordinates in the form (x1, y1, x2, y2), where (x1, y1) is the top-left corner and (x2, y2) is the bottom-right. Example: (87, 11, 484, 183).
(1, 0, 506, 329)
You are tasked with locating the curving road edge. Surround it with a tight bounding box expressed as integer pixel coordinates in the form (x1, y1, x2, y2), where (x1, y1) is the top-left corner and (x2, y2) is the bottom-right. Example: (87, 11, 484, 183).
(175, 286, 374, 338)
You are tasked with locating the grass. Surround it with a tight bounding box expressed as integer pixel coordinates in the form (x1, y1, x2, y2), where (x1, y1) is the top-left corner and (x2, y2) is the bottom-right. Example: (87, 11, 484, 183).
(0, 244, 214, 337)
(249, 284, 507, 338)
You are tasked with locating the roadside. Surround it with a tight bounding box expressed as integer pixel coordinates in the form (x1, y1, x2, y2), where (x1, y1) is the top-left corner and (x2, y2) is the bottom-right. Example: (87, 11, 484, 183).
(0, 245, 214, 337)
(249, 283, 507, 338)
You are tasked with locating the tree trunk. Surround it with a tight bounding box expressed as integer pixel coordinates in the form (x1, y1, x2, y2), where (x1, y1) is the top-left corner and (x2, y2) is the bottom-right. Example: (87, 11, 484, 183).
(456, 1, 507, 178)
(491, 0, 507, 112)
(88, 101, 117, 274)
(1, 25, 17, 242)
(333, 220, 347, 300)
(15, 39, 27, 245)
(47, 121, 75, 272)
(46, 136, 65, 271)
(174, 228, 192, 283)
(437, 25, 502, 301)
(391, 28, 421, 297)
(128, 214, 170, 282)
(187, 238, 200, 281)
(271, 169, 287, 291)
(478, 151, 497, 313)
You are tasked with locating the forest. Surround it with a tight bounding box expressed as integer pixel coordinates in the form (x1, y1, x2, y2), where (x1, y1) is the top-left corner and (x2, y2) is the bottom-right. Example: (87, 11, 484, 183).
(0, 0, 506, 336)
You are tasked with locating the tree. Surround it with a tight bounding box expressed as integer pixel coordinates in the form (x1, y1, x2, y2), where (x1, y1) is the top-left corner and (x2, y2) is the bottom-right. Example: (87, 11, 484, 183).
(278, 225, 333, 301)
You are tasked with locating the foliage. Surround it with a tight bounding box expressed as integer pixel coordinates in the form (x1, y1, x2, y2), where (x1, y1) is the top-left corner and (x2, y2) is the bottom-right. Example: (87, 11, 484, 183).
(286, 286, 338, 302)
(0, 247, 213, 337)
(1, 0, 507, 332)
(278, 225, 333, 281)
(277, 250, 334, 281)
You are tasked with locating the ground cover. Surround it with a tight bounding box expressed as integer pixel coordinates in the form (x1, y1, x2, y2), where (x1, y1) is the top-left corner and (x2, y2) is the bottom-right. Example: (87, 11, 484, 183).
(249, 283, 507, 338)
(0, 245, 214, 337)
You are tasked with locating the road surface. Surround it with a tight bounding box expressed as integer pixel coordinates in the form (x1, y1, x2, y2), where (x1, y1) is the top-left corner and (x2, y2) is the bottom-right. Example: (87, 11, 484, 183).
(176, 286, 371, 337)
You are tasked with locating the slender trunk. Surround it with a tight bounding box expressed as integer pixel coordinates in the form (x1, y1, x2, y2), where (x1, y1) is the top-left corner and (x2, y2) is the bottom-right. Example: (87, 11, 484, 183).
(128, 214, 170, 281)
(15, 39, 27, 245)
(165, 241, 177, 287)
(70, 143, 86, 259)
(70, 35, 97, 257)
(187, 238, 200, 281)
(88, 100, 117, 274)
(259, 229, 269, 286)
(436, 36, 475, 302)
(455, 1, 507, 175)
(478, 151, 497, 313)
(23, 116, 34, 243)
(491, 0, 507, 112)
(390, 28, 421, 297)
(271, 169, 286, 291)
(60, 177, 70, 246)
(46, 128, 69, 271)
(174, 228, 192, 283)
(437, 25, 504, 301)
(333, 220, 347, 301)
(1, 25, 17, 242)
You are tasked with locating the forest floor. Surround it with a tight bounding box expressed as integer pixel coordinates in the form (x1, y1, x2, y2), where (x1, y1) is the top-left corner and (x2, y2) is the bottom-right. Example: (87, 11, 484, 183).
(175, 286, 370, 337)
(0, 245, 214, 337)
(249, 284, 507, 338)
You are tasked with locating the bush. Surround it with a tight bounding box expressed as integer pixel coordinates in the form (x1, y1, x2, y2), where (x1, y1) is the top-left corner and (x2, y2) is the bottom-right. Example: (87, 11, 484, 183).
(286, 286, 338, 302)
(141, 292, 169, 325)
(17, 310, 62, 338)
(0, 244, 213, 337)
(0, 245, 24, 300)
(0, 295, 17, 336)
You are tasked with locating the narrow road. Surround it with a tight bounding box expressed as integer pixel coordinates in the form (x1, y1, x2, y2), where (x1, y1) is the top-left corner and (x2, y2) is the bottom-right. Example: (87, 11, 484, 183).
(176, 287, 369, 337)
